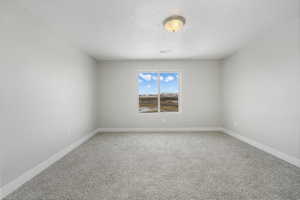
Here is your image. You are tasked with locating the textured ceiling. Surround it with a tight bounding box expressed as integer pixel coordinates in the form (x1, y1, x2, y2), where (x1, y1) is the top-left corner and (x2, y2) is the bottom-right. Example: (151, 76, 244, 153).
(9, 0, 300, 60)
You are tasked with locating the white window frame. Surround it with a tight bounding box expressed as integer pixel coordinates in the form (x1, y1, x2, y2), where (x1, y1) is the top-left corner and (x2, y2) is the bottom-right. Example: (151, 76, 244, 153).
(137, 70, 182, 114)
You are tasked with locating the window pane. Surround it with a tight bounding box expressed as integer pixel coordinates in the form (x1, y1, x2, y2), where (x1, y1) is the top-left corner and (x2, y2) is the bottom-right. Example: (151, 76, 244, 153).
(160, 72, 179, 112)
(138, 72, 158, 113)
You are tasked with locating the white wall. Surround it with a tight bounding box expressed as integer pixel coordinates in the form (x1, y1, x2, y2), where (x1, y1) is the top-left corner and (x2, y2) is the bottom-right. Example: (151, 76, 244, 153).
(0, 3, 98, 186)
(96, 60, 221, 129)
(222, 17, 300, 160)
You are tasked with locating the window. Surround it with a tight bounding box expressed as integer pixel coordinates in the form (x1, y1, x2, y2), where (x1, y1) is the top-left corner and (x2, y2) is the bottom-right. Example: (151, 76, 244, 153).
(138, 72, 180, 113)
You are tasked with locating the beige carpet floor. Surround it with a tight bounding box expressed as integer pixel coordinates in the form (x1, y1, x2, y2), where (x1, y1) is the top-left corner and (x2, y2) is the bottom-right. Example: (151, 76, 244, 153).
(5, 132, 300, 200)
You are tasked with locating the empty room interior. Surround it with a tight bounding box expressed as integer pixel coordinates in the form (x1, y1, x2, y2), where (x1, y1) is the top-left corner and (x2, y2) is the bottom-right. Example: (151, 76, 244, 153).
(1, 0, 300, 199)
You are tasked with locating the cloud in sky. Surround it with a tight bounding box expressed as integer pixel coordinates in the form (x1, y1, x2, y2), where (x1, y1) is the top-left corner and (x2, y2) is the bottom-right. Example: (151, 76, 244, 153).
(165, 75, 175, 82)
(139, 73, 152, 81)
(146, 84, 151, 88)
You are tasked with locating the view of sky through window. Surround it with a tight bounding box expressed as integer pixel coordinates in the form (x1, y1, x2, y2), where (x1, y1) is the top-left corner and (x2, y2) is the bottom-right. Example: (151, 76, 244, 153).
(159, 72, 179, 94)
(138, 73, 158, 95)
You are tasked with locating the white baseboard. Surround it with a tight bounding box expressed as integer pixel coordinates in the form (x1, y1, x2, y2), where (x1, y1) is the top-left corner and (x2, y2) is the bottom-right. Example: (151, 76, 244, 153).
(221, 128, 300, 168)
(97, 127, 223, 133)
(0, 129, 99, 199)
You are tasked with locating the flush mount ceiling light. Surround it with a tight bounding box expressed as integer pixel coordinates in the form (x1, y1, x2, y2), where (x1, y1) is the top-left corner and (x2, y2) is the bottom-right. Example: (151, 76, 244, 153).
(163, 15, 186, 32)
